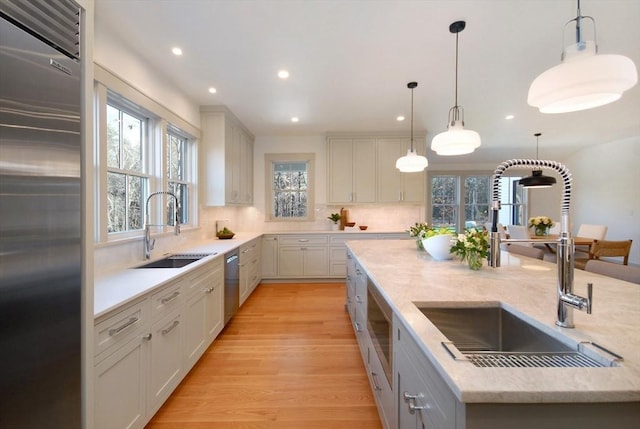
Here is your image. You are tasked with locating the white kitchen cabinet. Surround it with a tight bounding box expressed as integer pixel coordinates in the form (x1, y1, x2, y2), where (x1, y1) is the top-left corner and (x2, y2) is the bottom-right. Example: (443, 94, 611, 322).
(327, 137, 376, 204)
(200, 106, 255, 206)
(239, 237, 261, 305)
(94, 299, 151, 429)
(377, 138, 425, 204)
(329, 234, 379, 277)
(183, 258, 224, 368)
(261, 235, 278, 278)
(395, 315, 456, 429)
(277, 235, 329, 277)
(147, 309, 183, 416)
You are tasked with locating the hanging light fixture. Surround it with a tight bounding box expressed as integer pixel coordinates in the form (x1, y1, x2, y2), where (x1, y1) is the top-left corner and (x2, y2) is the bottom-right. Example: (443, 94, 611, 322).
(528, 0, 637, 113)
(396, 82, 428, 172)
(519, 133, 556, 188)
(431, 20, 481, 156)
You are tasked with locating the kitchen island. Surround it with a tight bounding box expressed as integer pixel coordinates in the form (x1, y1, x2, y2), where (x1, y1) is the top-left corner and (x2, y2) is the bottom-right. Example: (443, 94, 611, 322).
(346, 239, 640, 428)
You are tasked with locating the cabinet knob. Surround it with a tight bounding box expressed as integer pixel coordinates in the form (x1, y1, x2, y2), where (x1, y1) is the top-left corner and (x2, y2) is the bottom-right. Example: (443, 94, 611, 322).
(142, 333, 152, 341)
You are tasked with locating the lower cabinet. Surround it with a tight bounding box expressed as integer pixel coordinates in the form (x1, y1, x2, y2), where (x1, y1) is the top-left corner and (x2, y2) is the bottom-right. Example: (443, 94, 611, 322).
(239, 237, 261, 305)
(395, 316, 456, 429)
(94, 256, 224, 429)
(277, 235, 329, 277)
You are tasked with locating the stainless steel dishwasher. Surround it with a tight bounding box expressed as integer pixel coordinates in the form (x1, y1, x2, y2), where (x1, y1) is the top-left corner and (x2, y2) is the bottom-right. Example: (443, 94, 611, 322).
(224, 249, 240, 324)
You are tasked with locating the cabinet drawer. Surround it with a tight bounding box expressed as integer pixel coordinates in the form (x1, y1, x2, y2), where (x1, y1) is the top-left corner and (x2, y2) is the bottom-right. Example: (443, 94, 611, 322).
(278, 235, 328, 246)
(150, 280, 184, 320)
(95, 299, 149, 358)
(185, 258, 223, 298)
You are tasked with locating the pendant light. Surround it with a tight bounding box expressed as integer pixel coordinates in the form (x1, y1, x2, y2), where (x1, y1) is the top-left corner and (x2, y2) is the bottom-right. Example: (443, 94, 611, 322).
(519, 133, 556, 188)
(431, 21, 481, 156)
(528, 0, 637, 113)
(396, 82, 428, 173)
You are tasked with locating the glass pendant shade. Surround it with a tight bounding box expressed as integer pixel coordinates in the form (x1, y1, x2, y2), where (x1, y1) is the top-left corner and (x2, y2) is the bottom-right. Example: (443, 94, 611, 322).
(519, 170, 556, 188)
(528, 41, 638, 113)
(396, 148, 428, 172)
(430, 20, 481, 156)
(431, 120, 481, 156)
(396, 81, 428, 173)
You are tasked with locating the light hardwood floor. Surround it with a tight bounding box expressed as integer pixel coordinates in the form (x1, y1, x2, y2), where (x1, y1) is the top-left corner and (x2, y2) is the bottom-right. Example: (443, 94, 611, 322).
(146, 283, 383, 429)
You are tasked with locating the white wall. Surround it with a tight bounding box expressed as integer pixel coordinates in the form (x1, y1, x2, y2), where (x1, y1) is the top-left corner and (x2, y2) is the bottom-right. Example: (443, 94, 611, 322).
(565, 137, 640, 265)
(93, 22, 200, 129)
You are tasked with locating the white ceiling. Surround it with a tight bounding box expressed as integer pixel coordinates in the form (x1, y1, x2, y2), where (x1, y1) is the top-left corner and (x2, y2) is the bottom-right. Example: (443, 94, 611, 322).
(94, 0, 640, 165)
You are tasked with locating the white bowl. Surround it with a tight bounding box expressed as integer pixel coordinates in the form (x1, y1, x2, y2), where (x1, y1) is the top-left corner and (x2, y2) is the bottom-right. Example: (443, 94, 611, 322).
(422, 234, 454, 261)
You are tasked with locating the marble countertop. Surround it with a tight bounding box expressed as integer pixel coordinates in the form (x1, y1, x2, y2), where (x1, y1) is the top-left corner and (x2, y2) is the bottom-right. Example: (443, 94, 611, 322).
(346, 239, 640, 404)
(94, 232, 262, 318)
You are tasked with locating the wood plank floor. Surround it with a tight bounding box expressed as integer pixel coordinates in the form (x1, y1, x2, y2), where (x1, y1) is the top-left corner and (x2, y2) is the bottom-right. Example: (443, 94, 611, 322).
(146, 283, 383, 429)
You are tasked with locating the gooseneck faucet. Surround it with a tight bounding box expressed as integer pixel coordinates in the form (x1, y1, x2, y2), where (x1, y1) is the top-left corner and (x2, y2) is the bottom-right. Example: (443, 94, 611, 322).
(144, 191, 181, 259)
(488, 159, 592, 328)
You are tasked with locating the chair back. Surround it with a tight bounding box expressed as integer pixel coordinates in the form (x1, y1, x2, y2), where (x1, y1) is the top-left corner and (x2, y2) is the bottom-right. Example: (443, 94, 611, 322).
(507, 245, 545, 260)
(590, 239, 633, 265)
(576, 224, 608, 240)
(506, 225, 532, 247)
(585, 260, 640, 284)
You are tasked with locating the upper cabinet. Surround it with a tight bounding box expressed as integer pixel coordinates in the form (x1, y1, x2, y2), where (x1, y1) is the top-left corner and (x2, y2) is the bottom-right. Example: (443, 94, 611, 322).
(200, 106, 255, 206)
(327, 138, 376, 204)
(327, 135, 425, 205)
(377, 138, 425, 204)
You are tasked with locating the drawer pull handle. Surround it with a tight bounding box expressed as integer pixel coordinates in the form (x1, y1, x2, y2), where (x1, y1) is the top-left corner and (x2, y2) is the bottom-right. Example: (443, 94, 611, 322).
(298, 239, 309, 242)
(161, 291, 180, 304)
(403, 391, 429, 413)
(108, 317, 139, 336)
(371, 372, 383, 391)
(203, 287, 214, 294)
(142, 333, 152, 341)
(161, 320, 180, 335)
(354, 321, 362, 332)
(242, 249, 250, 254)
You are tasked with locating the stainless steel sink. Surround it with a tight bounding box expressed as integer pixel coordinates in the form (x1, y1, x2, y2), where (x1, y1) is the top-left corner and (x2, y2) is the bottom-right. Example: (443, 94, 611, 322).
(135, 253, 215, 269)
(414, 304, 621, 368)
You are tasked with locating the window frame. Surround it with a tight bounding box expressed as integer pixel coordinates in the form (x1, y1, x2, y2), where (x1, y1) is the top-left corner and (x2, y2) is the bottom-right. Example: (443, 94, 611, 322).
(264, 153, 315, 222)
(94, 68, 200, 245)
(427, 171, 527, 232)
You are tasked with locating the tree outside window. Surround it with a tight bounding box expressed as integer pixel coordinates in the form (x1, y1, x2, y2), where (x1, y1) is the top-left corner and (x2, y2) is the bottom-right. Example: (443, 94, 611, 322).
(106, 104, 148, 233)
(265, 153, 315, 221)
(166, 130, 189, 226)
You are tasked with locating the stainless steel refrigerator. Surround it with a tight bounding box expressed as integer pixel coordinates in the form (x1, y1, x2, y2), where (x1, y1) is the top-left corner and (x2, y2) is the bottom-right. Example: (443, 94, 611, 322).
(0, 1, 82, 427)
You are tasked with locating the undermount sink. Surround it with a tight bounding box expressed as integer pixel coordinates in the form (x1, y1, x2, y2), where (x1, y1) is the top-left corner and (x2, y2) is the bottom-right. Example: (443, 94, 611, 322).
(135, 253, 215, 269)
(414, 303, 621, 368)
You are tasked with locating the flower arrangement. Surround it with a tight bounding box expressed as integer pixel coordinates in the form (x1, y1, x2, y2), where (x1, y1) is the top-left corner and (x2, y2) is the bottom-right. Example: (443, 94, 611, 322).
(450, 227, 489, 270)
(408, 223, 452, 250)
(528, 216, 554, 236)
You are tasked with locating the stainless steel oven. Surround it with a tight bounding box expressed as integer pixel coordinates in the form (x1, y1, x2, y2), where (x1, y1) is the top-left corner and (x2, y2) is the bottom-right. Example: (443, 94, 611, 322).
(367, 279, 393, 384)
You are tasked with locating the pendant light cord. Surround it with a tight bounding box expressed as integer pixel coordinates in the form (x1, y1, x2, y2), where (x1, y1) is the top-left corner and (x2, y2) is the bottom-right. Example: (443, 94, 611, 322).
(410, 85, 414, 151)
(535, 132, 541, 160)
(454, 31, 459, 108)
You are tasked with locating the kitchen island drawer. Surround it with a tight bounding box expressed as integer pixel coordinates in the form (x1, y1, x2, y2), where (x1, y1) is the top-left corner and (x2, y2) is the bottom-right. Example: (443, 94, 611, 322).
(95, 298, 149, 358)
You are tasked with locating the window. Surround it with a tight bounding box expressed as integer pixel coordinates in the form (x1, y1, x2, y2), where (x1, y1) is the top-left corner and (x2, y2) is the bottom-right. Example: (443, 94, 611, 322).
(265, 153, 315, 221)
(166, 127, 190, 226)
(106, 103, 148, 233)
(95, 71, 199, 244)
(429, 173, 526, 232)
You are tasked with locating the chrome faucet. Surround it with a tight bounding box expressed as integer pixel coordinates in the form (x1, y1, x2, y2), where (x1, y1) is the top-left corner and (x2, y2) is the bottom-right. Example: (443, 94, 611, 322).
(144, 191, 181, 259)
(488, 159, 592, 328)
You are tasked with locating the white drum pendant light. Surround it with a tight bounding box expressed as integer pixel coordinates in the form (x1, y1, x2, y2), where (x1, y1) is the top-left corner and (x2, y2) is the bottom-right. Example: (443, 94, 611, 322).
(396, 82, 428, 172)
(431, 21, 481, 156)
(528, 0, 637, 113)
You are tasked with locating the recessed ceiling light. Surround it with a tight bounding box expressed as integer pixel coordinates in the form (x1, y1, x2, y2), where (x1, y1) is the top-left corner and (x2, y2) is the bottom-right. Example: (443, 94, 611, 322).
(291, 117, 299, 123)
(171, 47, 183, 56)
(278, 70, 290, 79)
(397, 116, 405, 121)
(208, 87, 217, 94)
(505, 114, 515, 120)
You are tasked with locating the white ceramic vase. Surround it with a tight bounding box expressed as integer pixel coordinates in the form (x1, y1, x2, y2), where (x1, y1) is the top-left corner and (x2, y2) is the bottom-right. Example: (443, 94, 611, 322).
(422, 234, 455, 261)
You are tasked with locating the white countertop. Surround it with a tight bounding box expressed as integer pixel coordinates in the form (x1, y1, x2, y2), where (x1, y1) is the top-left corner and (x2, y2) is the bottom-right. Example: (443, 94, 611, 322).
(346, 239, 640, 404)
(94, 232, 262, 318)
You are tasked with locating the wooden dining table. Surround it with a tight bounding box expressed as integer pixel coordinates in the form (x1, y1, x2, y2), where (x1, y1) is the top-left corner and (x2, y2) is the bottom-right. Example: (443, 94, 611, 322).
(530, 234, 594, 254)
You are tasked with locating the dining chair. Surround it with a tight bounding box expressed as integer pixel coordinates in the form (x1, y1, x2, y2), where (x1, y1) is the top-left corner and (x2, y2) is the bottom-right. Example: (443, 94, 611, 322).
(575, 224, 608, 257)
(507, 244, 545, 260)
(506, 225, 532, 247)
(575, 239, 633, 270)
(585, 260, 640, 284)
